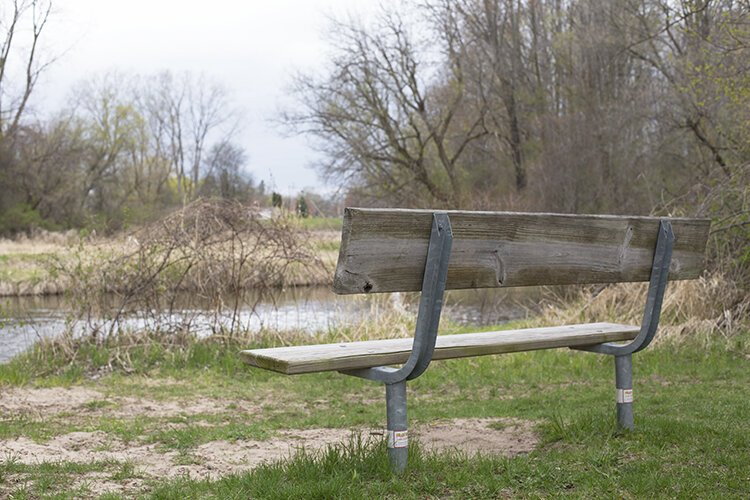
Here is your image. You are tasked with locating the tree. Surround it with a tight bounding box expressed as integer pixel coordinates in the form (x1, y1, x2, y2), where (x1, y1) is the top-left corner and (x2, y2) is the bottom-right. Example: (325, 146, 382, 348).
(0, 0, 53, 138)
(0, 0, 54, 233)
(284, 8, 488, 208)
(11, 116, 88, 228)
(447, 0, 530, 192)
(0, 69, 250, 233)
(200, 139, 252, 200)
(70, 74, 144, 219)
(143, 71, 238, 203)
(291, 0, 746, 214)
(271, 192, 282, 208)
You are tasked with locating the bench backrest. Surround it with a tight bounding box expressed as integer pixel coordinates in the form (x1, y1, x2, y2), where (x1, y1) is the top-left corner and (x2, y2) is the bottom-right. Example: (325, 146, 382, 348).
(333, 208, 711, 295)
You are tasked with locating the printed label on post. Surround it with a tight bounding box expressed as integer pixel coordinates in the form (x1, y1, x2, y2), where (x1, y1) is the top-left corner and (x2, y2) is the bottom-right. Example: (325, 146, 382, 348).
(616, 388, 634, 404)
(388, 430, 408, 448)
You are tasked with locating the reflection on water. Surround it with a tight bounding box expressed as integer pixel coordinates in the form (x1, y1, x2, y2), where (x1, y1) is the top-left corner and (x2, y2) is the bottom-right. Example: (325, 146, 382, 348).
(0, 286, 541, 363)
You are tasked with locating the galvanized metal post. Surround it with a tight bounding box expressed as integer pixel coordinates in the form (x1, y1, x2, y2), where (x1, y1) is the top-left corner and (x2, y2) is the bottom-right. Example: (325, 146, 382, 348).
(385, 380, 408, 474)
(340, 213, 452, 473)
(615, 354, 634, 430)
(573, 220, 673, 431)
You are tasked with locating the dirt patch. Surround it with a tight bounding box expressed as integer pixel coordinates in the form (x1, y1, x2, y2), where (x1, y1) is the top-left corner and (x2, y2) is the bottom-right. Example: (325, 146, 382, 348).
(0, 428, 364, 481)
(0, 386, 266, 419)
(1, 432, 166, 469)
(104, 396, 262, 419)
(417, 418, 538, 456)
(1, 386, 539, 493)
(193, 428, 364, 477)
(0, 419, 538, 483)
(0, 387, 104, 416)
(72, 473, 145, 498)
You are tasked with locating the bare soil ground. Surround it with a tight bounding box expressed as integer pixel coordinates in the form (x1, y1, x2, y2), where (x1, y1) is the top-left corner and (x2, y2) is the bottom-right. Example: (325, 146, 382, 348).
(0, 386, 539, 495)
(0, 386, 265, 419)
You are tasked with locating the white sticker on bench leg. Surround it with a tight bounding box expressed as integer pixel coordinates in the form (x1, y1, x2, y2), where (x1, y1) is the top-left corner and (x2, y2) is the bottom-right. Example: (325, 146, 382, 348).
(616, 388, 634, 404)
(388, 430, 408, 448)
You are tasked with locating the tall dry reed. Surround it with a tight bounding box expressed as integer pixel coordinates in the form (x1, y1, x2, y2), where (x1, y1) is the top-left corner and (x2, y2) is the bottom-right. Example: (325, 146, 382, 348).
(535, 272, 748, 347)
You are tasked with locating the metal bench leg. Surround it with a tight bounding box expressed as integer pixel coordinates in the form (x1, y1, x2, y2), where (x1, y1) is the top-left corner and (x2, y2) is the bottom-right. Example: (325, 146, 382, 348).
(341, 213, 452, 473)
(575, 221, 674, 431)
(385, 380, 408, 473)
(615, 354, 634, 430)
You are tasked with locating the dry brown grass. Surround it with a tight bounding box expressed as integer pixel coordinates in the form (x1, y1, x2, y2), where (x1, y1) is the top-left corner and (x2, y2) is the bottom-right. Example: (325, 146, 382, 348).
(0, 208, 339, 297)
(0, 229, 78, 255)
(535, 272, 748, 346)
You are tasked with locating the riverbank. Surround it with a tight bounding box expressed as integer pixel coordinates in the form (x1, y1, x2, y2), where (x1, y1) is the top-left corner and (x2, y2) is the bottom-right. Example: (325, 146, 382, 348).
(1, 320, 748, 498)
(0, 236, 71, 296)
(0, 223, 341, 297)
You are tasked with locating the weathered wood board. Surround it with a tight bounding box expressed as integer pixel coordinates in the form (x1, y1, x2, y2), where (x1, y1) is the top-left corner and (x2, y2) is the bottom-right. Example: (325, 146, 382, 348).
(240, 322, 639, 375)
(334, 208, 711, 294)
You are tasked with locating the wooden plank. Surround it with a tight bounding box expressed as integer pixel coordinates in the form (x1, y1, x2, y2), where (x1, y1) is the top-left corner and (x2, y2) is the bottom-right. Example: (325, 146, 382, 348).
(333, 208, 711, 294)
(240, 322, 640, 375)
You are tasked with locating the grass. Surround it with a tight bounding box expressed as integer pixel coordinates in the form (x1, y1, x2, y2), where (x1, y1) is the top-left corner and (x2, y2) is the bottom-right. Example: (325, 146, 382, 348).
(148, 413, 749, 499)
(294, 216, 343, 232)
(0, 219, 342, 297)
(0, 253, 50, 285)
(153, 341, 750, 498)
(1, 460, 140, 499)
(0, 325, 748, 498)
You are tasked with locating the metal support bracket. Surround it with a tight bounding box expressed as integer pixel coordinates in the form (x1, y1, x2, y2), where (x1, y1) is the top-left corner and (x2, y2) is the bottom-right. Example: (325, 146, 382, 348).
(573, 220, 674, 430)
(338, 212, 453, 473)
(615, 354, 634, 430)
(574, 219, 675, 356)
(340, 212, 453, 384)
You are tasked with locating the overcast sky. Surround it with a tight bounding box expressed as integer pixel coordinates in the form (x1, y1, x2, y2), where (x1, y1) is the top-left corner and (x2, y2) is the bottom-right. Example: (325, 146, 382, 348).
(32, 0, 380, 196)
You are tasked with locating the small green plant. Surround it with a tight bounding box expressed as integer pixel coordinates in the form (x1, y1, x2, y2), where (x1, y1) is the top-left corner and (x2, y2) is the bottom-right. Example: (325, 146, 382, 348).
(82, 400, 116, 410)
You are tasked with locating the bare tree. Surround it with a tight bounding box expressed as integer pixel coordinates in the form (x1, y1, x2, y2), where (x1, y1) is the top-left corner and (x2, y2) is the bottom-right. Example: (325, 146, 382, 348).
(450, 0, 530, 191)
(200, 139, 251, 200)
(12, 116, 87, 226)
(284, 8, 487, 208)
(0, 0, 57, 232)
(69, 73, 140, 217)
(145, 72, 237, 203)
(0, 0, 53, 138)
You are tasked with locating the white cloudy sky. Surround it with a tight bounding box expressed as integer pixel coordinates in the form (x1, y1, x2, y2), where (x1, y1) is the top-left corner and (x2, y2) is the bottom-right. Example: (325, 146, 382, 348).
(31, 0, 381, 196)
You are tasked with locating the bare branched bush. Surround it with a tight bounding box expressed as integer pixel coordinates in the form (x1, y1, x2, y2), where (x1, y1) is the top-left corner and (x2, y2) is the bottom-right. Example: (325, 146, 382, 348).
(52, 199, 326, 339)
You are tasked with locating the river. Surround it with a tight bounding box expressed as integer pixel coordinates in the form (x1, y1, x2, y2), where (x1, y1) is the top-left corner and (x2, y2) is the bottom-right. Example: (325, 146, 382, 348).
(0, 286, 541, 363)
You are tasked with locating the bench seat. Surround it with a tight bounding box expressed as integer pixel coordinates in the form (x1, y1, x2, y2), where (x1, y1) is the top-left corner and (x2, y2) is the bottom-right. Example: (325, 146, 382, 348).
(241, 322, 639, 375)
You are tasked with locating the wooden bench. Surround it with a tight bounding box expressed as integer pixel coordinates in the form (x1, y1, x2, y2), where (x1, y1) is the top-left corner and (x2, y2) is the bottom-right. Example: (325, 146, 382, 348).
(242, 208, 710, 472)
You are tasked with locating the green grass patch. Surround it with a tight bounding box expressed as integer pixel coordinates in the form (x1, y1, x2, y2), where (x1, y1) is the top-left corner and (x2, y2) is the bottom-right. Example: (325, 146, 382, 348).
(0, 459, 139, 498)
(295, 216, 343, 231)
(0, 328, 748, 497)
(147, 409, 750, 499)
(0, 253, 51, 282)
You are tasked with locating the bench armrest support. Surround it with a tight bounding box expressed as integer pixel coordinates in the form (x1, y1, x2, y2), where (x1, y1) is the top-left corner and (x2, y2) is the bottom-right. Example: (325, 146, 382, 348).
(574, 220, 675, 356)
(341, 213, 453, 384)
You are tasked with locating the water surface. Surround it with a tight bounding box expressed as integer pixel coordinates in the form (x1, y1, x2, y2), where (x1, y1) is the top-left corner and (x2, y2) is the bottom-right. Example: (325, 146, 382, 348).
(0, 286, 540, 363)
